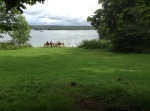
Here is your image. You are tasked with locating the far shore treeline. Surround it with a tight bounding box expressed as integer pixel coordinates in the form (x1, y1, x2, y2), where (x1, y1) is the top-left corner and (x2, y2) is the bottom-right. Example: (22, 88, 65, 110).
(30, 25, 94, 30)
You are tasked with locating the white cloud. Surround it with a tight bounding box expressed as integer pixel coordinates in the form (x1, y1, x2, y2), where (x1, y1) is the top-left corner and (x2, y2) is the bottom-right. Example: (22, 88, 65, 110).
(23, 0, 101, 25)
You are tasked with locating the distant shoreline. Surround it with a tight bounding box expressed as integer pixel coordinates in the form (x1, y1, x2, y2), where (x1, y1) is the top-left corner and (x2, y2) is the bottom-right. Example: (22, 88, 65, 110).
(30, 25, 94, 30)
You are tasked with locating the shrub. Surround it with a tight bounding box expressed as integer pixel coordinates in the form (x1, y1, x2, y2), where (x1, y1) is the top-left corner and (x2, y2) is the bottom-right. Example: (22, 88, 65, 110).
(78, 39, 112, 50)
(0, 41, 32, 50)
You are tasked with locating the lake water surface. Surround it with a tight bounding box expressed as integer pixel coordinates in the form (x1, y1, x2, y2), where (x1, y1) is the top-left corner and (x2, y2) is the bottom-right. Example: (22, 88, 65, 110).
(1, 30, 99, 47)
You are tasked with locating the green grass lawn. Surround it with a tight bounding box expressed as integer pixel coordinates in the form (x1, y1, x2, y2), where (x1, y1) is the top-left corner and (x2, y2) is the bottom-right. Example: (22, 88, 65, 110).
(0, 47, 150, 111)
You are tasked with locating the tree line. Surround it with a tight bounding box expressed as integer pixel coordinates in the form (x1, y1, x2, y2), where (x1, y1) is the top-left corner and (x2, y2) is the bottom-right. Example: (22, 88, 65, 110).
(30, 25, 94, 30)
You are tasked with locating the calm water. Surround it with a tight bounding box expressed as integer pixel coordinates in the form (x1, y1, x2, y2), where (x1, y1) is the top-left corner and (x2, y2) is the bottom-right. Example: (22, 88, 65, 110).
(0, 30, 99, 47)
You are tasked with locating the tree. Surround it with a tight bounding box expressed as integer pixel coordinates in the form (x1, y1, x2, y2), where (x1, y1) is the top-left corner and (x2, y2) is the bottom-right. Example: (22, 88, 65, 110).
(1, 0, 45, 13)
(0, 1, 31, 45)
(0, 2, 21, 31)
(88, 0, 150, 52)
(8, 15, 31, 45)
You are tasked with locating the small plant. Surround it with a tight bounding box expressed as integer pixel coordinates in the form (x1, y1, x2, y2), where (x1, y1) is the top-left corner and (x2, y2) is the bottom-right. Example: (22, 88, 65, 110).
(70, 81, 77, 86)
(117, 77, 122, 82)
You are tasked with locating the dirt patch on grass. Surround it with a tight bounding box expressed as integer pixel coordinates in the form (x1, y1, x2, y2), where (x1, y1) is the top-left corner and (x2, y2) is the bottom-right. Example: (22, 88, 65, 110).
(74, 96, 133, 111)
(75, 96, 105, 111)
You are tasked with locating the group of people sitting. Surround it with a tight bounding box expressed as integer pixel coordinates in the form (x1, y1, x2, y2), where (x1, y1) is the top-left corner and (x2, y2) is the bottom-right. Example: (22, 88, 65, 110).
(44, 41, 65, 47)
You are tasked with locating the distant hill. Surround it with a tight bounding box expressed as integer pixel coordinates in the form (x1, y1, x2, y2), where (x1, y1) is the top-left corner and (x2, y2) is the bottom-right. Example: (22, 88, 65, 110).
(30, 25, 94, 30)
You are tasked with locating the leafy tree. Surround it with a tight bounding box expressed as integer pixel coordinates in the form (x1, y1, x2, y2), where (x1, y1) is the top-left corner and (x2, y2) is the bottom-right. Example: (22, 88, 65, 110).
(1, 0, 45, 13)
(0, 2, 20, 31)
(8, 15, 31, 45)
(0, 1, 31, 45)
(88, 0, 150, 52)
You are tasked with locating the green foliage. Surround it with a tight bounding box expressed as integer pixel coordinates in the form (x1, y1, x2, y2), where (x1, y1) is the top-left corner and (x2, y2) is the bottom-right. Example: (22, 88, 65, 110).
(88, 0, 150, 52)
(8, 16, 31, 45)
(112, 23, 150, 52)
(0, 2, 31, 45)
(78, 39, 111, 50)
(0, 2, 21, 31)
(1, 0, 45, 13)
(0, 41, 32, 50)
(87, 9, 108, 39)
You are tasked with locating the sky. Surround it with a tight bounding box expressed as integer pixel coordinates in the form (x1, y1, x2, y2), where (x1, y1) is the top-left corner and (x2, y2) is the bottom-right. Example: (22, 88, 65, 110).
(23, 0, 101, 26)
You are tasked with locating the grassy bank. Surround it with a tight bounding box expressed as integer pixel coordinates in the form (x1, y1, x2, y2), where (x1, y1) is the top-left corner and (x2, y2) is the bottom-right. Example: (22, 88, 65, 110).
(0, 48, 150, 111)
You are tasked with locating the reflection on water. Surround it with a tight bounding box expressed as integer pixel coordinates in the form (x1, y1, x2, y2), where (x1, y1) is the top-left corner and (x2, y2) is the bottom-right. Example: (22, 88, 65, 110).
(0, 30, 99, 47)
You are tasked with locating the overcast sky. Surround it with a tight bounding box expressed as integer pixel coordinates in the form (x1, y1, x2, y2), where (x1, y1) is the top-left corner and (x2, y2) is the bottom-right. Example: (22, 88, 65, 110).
(23, 0, 101, 26)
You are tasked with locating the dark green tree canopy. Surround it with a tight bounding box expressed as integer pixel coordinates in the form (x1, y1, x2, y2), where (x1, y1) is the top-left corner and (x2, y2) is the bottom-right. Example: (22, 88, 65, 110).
(1, 0, 45, 13)
(88, 0, 150, 52)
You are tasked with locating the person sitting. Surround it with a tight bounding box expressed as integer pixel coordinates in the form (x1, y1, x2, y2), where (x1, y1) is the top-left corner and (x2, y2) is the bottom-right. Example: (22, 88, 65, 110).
(58, 41, 61, 47)
(50, 41, 53, 47)
(46, 41, 49, 47)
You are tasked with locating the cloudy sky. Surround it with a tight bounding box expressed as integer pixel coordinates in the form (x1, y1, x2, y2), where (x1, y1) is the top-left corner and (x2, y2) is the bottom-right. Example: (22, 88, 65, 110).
(23, 0, 101, 26)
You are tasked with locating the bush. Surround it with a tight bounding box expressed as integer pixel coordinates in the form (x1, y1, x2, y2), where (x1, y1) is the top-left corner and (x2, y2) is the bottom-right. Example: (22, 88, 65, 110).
(111, 24, 150, 53)
(0, 41, 32, 50)
(78, 39, 112, 50)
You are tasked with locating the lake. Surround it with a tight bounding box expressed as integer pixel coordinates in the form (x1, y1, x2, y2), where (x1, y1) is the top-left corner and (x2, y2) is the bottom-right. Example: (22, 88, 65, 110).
(0, 30, 99, 47)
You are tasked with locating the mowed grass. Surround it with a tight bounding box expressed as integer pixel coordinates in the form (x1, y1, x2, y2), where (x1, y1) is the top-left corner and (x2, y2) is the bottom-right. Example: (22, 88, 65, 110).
(0, 47, 150, 111)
